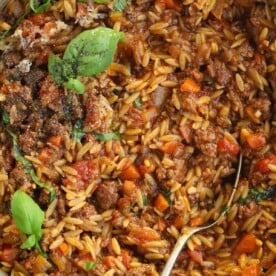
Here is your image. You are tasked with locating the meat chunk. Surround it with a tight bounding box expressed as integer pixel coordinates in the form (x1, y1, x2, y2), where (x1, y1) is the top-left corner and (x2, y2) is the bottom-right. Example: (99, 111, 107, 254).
(194, 126, 218, 156)
(19, 130, 38, 154)
(245, 97, 271, 123)
(73, 203, 97, 220)
(43, 114, 67, 137)
(95, 181, 118, 210)
(2, 51, 22, 68)
(2, 81, 33, 125)
(207, 59, 232, 86)
(84, 94, 113, 132)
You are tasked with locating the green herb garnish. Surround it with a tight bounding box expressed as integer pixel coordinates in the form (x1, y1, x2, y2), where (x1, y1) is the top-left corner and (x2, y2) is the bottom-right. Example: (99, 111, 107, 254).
(48, 27, 125, 94)
(1, 112, 56, 201)
(143, 194, 148, 206)
(134, 97, 142, 108)
(114, 0, 127, 11)
(94, 131, 120, 141)
(11, 190, 46, 256)
(162, 189, 172, 205)
(30, 0, 51, 13)
(93, 0, 109, 3)
(72, 119, 85, 143)
(220, 204, 229, 215)
(0, 11, 29, 41)
(238, 187, 274, 204)
(84, 261, 96, 270)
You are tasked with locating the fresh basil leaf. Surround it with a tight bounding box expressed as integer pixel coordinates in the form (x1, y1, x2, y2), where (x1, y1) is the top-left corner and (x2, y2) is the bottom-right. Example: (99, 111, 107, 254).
(11, 190, 44, 236)
(63, 27, 125, 77)
(21, 234, 36, 249)
(48, 54, 73, 85)
(72, 119, 85, 143)
(84, 261, 96, 270)
(94, 131, 120, 141)
(65, 78, 85, 94)
(93, 0, 109, 3)
(30, 0, 51, 13)
(114, 0, 127, 11)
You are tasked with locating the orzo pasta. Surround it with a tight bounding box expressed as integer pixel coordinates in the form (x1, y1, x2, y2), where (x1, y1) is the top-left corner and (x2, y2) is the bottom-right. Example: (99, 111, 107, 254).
(0, 0, 275, 275)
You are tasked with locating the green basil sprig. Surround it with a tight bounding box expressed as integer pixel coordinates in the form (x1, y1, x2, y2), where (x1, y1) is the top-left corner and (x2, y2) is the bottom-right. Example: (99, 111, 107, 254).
(30, 0, 51, 13)
(11, 190, 46, 256)
(1, 110, 56, 201)
(48, 27, 125, 94)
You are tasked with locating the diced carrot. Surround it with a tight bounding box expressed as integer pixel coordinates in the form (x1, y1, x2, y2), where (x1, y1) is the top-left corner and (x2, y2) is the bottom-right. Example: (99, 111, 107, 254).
(119, 164, 141, 180)
(122, 180, 137, 196)
(189, 216, 204, 227)
(38, 147, 51, 162)
(255, 155, 276, 174)
(235, 233, 257, 254)
(242, 263, 260, 276)
(187, 250, 203, 264)
(48, 135, 62, 147)
(217, 138, 240, 156)
(154, 193, 169, 212)
(245, 133, 266, 149)
(172, 215, 185, 229)
(180, 78, 201, 93)
(159, 141, 181, 154)
(58, 242, 69, 256)
(102, 256, 117, 268)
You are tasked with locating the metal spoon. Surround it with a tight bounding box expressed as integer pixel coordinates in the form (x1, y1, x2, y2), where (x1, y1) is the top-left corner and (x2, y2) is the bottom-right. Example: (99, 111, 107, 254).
(161, 153, 243, 276)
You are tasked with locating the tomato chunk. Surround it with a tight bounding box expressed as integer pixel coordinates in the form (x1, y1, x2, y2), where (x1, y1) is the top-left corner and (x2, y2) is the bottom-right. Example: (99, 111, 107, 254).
(245, 133, 266, 149)
(217, 138, 240, 156)
(255, 155, 276, 174)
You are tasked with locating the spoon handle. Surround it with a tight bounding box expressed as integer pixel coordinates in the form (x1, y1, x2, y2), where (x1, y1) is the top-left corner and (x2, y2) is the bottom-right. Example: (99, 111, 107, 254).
(161, 228, 199, 276)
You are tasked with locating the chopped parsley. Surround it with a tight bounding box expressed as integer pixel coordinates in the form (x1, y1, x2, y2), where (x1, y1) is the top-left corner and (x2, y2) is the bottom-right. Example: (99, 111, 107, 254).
(72, 119, 85, 143)
(238, 187, 275, 204)
(94, 131, 120, 141)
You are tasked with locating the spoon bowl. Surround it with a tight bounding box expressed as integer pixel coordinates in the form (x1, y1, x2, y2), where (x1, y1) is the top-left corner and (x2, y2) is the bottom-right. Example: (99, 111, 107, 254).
(161, 153, 243, 276)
